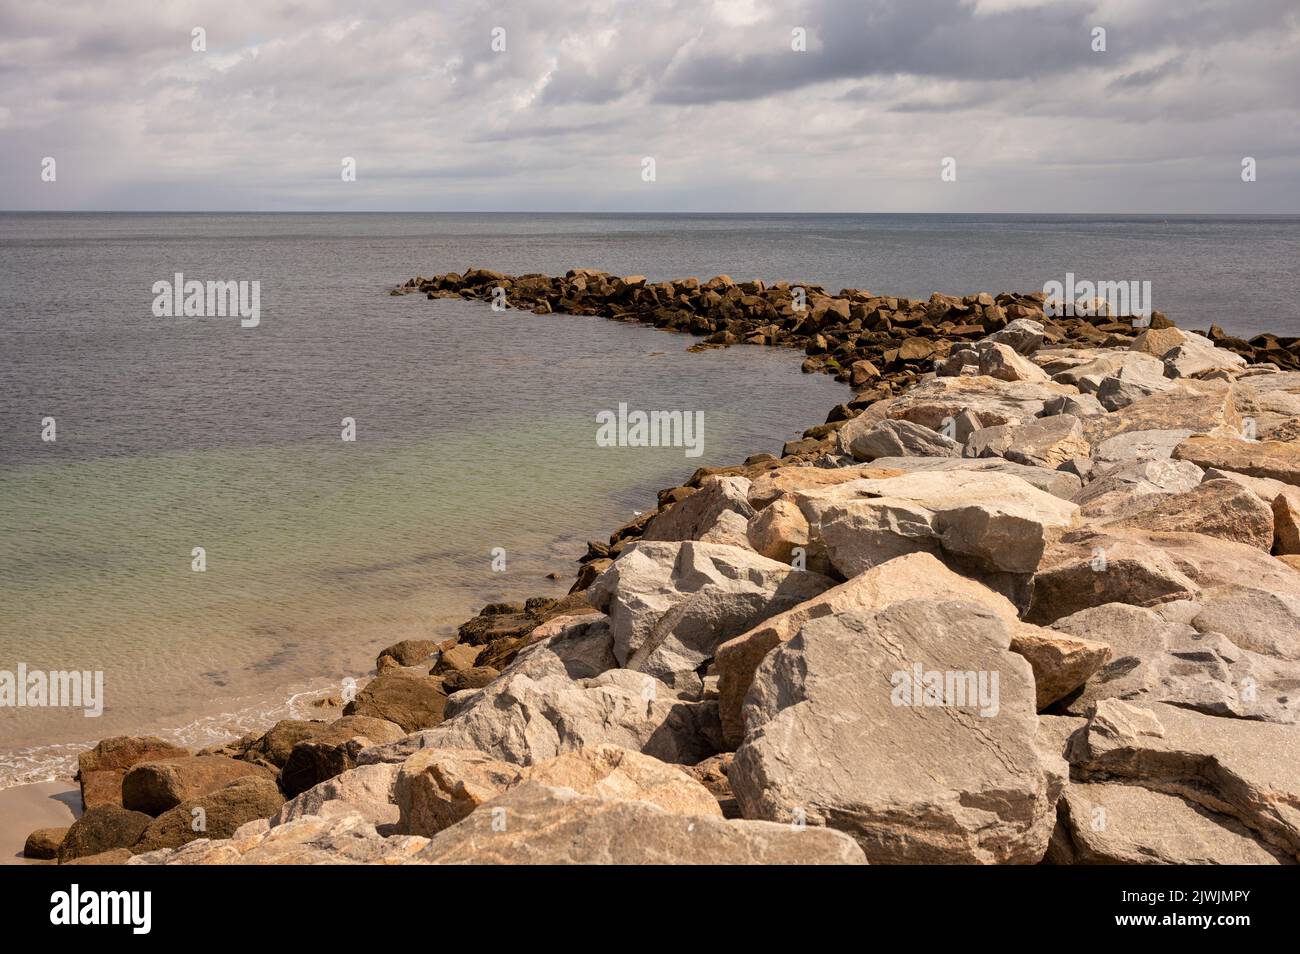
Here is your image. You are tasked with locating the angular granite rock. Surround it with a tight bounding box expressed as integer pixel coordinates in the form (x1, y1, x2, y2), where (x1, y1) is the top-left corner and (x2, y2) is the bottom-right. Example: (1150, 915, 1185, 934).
(730, 600, 1060, 864)
(1049, 782, 1291, 865)
(799, 470, 1079, 578)
(964, 414, 1090, 469)
(641, 475, 756, 542)
(1091, 478, 1275, 551)
(394, 742, 725, 838)
(838, 417, 960, 462)
(272, 762, 400, 828)
(130, 813, 430, 865)
(856, 455, 1082, 500)
(1067, 700, 1300, 858)
(1026, 527, 1300, 624)
(587, 540, 834, 694)
(410, 782, 866, 865)
(360, 653, 722, 768)
(715, 552, 1019, 747)
(1051, 589, 1300, 724)
(1173, 434, 1300, 486)
(745, 496, 809, 562)
(1008, 628, 1111, 711)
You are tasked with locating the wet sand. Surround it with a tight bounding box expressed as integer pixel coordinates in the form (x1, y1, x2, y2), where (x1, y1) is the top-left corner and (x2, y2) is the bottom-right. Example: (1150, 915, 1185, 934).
(0, 779, 80, 865)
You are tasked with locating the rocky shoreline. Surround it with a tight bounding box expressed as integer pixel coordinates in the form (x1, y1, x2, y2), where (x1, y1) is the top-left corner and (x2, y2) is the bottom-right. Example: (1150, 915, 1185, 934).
(24, 269, 1300, 865)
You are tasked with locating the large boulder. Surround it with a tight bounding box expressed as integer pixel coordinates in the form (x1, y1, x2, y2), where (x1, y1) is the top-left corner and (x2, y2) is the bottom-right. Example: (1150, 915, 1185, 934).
(1090, 478, 1275, 550)
(858, 375, 1079, 432)
(1095, 355, 1174, 410)
(1084, 380, 1242, 444)
(1092, 428, 1194, 466)
(395, 743, 721, 837)
(76, 736, 189, 809)
(730, 600, 1061, 864)
(1067, 700, 1300, 858)
(715, 552, 1019, 747)
(587, 541, 834, 694)
(641, 476, 756, 542)
(977, 342, 1051, 382)
(58, 804, 153, 863)
(1160, 334, 1247, 379)
(278, 716, 405, 797)
(1072, 458, 1205, 521)
(964, 415, 1090, 469)
(1026, 527, 1300, 624)
(1052, 351, 1159, 393)
(343, 672, 449, 732)
(122, 755, 275, 816)
(410, 782, 866, 865)
(745, 496, 810, 562)
(360, 650, 722, 768)
(272, 763, 400, 829)
(23, 827, 67, 860)
(1051, 589, 1300, 724)
(854, 455, 1082, 500)
(375, 638, 440, 671)
(837, 418, 959, 462)
(1049, 782, 1291, 864)
(394, 748, 523, 836)
(747, 464, 903, 509)
(1173, 434, 1300, 486)
(132, 776, 286, 853)
(131, 813, 430, 865)
(981, 318, 1045, 354)
(798, 470, 1079, 579)
(1007, 628, 1111, 711)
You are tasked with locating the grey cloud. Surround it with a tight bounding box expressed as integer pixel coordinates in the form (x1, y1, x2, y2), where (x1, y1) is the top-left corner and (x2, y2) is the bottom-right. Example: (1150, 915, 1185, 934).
(0, 0, 1296, 212)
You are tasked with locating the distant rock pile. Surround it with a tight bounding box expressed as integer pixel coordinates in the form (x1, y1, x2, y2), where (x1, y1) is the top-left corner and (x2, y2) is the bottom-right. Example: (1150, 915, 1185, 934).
(31, 271, 1300, 865)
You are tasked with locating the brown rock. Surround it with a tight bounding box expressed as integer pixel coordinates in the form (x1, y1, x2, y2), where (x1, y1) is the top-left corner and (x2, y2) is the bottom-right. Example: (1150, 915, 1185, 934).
(132, 776, 286, 853)
(58, 804, 152, 862)
(431, 642, 483, 674)
(1008, 628, 1111, 710)
(412, 781, 866, 865)
(744, 496, 809, 562)
(376, 639, 440, 671)
(76, 736, 189, 809)
(23, 827, 67, 860)
(121, 755, 276, 816)
(1173, 434, 1300, 486)
(343, 671, 449, 732)
(1096, 478, 1275, 551)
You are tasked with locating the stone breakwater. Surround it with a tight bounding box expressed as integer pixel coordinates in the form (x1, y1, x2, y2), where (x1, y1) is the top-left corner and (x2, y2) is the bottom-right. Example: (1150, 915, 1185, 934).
(24, 269, 1300, 865)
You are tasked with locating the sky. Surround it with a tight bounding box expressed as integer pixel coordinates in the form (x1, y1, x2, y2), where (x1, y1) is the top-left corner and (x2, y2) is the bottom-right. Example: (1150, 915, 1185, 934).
(1, 0, 1298, 212)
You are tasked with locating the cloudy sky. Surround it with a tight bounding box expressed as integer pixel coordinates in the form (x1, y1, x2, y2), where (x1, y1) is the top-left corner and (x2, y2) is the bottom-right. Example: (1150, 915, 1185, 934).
(1, 0, 1297, 212)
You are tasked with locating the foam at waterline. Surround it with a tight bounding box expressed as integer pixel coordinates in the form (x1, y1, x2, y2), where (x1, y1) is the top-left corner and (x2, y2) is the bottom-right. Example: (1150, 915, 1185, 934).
(0, 677, 344, 791)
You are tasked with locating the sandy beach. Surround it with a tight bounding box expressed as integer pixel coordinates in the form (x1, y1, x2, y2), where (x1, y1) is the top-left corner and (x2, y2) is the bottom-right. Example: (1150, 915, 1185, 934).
(0, 780, 80, 865)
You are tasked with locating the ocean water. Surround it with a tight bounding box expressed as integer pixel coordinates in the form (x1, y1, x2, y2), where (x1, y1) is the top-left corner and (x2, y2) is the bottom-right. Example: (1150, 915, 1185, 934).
(2, 212, 1298, 786)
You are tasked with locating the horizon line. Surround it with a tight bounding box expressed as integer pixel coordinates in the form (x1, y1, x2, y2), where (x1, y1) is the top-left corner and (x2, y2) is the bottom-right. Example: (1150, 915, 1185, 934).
(3, 209, 1300, 216)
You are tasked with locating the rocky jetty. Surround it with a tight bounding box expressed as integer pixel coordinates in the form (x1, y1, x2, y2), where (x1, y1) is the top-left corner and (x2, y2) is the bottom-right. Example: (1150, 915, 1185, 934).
(31, 270, 1300, 865)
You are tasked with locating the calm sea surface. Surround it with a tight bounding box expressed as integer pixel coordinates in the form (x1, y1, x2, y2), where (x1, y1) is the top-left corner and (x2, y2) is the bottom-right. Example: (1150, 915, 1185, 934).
(2, 212, 1297, 786)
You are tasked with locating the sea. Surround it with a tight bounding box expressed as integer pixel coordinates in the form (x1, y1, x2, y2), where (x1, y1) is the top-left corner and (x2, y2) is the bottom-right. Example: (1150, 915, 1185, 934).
(2, 212, 1298, 787)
